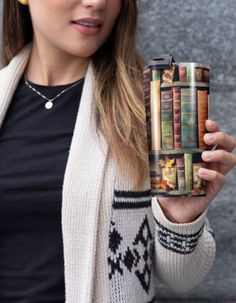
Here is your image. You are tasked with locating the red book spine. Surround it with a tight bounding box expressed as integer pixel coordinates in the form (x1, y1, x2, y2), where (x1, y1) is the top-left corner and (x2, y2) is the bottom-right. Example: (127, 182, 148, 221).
(173, 87, 181, 149)
(179, 66, 187, 82)
(143, 67, 151, 151)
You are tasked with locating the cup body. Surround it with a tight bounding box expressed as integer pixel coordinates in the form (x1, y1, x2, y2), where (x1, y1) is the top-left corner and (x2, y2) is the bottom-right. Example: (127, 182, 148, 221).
(144, 61, 210, 197)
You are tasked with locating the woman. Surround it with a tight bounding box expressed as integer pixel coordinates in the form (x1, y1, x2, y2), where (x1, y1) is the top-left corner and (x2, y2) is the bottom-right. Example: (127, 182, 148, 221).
(0, 0, 235, 302)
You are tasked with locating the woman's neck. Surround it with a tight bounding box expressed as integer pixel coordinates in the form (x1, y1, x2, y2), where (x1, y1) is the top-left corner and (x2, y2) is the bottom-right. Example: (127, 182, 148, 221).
(24, 39, 90, 86)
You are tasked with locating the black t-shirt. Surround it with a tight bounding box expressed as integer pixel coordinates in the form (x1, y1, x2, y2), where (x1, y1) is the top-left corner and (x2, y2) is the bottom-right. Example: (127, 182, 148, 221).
(0, 74, 84, 302)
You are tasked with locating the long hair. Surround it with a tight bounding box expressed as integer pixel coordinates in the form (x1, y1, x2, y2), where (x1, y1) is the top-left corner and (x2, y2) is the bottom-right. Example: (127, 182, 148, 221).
(2, 0, 149, 190)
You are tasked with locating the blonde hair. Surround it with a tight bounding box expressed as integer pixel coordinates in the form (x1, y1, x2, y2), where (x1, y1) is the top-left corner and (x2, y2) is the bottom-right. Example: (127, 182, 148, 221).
(2, 0, 149, 190)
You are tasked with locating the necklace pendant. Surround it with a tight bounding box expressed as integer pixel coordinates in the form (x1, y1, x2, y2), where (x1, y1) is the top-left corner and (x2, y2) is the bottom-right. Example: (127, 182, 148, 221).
(45, 101, 53, 109)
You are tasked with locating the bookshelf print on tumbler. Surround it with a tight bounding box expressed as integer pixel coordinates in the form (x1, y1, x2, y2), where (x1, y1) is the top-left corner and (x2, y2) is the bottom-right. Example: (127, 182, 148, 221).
(144, 57, 210, 197)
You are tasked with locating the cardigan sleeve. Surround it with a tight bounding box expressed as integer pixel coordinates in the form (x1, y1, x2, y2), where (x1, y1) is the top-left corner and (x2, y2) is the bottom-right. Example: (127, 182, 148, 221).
(151, 196, 216, 292)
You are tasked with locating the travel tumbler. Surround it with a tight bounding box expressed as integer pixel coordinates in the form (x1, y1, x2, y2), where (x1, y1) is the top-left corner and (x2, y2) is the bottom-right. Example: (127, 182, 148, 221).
(144, 54, 210, 197)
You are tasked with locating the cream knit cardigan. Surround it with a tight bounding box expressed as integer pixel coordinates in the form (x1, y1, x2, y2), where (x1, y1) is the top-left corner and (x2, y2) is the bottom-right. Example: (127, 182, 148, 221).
(0, 44, 216, 303)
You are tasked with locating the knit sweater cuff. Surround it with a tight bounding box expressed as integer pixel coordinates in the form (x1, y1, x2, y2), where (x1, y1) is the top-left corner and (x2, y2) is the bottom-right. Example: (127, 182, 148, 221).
(152, 196, 207, 233)
(151, 196, 208, 254)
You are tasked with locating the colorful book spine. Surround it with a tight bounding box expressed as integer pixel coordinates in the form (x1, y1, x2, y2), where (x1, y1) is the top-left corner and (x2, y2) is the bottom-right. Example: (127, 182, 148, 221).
(195, 67, 204, 82)
(144, 67, 151, 150)
(173, 87, 181, 149)
(203, 68, 210, 82)
(150, 69, 161, 150)
(181, 88, 198, 148)
(179, 66, 187, 82)
(179, 64, 194, 83)
(176, 157, 185, 191)
(197, 89, 208, 149)
(184, 153, 193, 192)
(161, 88, 174, 149)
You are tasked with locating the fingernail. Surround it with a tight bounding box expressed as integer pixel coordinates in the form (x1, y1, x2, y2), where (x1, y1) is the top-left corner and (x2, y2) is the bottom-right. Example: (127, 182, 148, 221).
(202, 151, 214, 159)
(207, 119, 215, 128)
(198, 168, 208, 177)
(206, 133, 216, 143)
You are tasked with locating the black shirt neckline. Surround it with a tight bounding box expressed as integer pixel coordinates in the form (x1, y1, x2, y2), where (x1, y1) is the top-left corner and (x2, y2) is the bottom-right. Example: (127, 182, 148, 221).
(21, 74, 85, 90)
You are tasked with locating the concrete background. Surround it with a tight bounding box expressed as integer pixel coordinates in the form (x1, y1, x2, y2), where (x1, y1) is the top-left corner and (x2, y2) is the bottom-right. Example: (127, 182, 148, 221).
(1, 0, 236, 301)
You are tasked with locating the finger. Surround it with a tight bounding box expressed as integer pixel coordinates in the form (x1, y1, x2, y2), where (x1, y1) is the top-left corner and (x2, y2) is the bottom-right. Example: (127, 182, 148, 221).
(197, 167, 225, 185)
(205, 119, 220, 132)
(202, 150, 236, 174)
(197, 168, 225, 202)
(204, 131, 236, 152)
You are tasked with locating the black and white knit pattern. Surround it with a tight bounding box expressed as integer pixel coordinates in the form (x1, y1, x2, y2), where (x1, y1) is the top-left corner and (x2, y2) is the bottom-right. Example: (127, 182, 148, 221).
(113, 189, 152, 209)
(154, 217, 205, 254)
(107, 189, 156, 303)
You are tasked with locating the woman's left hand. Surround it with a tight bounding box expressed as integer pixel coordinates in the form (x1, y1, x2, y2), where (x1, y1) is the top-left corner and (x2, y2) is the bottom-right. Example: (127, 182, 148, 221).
(157, 119, 236, 223)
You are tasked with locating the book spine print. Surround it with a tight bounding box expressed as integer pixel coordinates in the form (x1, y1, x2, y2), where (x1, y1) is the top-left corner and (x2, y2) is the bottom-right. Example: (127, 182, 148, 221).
(173, 87, 181, 149)
(203, 69, 210, 82)
(176, 157, 185, 191)
(184, 153, 193, 193)
(161, 88, 174, 149)
(144, 61, 209, 197)
(144, 67, 151, 151)
(197, 89, 208, 149)
(150, 69, 161, 150)
(195, 67, 204, 82)
(181, 88, 198, 148)
(179, 66, 187, 82)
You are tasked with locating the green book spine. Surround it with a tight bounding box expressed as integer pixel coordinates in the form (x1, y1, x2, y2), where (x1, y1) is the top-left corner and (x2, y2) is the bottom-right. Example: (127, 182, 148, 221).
(176, 157, 185, 191)
(184, 153, 193, 192)
(161, 89, 173, 149)
(181, 88, 198, 148)
(186, 65, 191, 82)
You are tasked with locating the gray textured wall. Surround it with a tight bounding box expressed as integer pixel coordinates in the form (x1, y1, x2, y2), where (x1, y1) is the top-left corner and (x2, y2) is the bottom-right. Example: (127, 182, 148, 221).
(0, 0, 236, 302)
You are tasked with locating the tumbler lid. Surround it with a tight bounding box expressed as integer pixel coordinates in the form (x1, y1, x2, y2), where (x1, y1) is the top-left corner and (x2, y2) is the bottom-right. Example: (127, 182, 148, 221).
(148, 54, 175, 69)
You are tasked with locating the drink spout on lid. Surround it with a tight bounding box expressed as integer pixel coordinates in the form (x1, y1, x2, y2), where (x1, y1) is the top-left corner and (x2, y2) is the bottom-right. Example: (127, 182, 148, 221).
(148, 54, 175, 70)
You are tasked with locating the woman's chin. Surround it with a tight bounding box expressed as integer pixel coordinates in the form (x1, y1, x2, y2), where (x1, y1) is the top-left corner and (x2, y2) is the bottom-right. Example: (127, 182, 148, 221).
(66, 47, 99, 59)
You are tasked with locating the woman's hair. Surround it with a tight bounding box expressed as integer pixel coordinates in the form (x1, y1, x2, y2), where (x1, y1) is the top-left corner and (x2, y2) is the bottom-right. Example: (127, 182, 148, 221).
(2, 0, 149, 190)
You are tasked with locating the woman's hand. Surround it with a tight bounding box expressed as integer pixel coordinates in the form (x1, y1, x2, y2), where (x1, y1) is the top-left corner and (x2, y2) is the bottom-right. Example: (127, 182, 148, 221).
(157, 119, 236, 224)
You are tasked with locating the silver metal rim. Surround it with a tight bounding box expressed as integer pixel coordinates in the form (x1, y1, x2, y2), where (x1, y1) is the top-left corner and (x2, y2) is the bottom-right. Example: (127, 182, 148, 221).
(173, 62, 210, 69)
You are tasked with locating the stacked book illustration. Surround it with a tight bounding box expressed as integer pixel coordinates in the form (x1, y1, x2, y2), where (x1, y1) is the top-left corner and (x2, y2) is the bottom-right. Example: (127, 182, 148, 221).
(144, 62, 210, 197)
